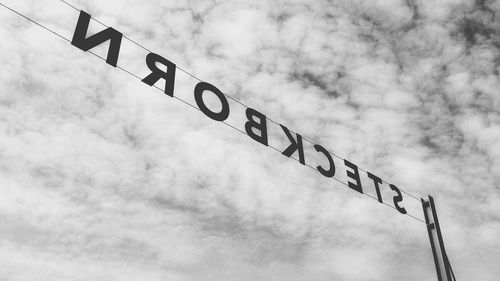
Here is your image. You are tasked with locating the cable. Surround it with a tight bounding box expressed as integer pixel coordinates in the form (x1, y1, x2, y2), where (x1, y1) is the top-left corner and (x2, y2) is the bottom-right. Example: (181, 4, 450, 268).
(0, 1, 425, 224)
(3, 0, 427, 223)
(0, 2, 70, 43)
(56, 0, 425, 202)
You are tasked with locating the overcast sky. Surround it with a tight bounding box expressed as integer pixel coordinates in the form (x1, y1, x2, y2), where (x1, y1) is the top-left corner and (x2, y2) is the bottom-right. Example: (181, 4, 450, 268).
(0, 0, 499, 280)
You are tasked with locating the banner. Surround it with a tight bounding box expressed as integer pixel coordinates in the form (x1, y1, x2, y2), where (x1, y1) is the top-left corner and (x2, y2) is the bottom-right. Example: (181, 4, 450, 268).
(0, 0, 426, 222)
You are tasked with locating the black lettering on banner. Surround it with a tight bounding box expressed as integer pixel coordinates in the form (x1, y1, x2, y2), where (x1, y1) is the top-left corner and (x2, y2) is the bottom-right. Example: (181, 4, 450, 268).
(142, 53, 177, 97)
(367, 172, 383, 203)
(71, 10, 123, 67)
(390, 184, 407, 214)
(314, 144, 335, 177)
(0, 0, 420, 221)
(344, 159, 363, 193)
(280, 125, 305, 165)
(194, 82, 230, 121)
(245, 108, 268, 146)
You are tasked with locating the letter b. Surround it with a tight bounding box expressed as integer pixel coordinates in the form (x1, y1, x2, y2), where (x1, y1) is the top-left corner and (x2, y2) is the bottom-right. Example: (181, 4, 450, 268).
(245, 108, 268, 146)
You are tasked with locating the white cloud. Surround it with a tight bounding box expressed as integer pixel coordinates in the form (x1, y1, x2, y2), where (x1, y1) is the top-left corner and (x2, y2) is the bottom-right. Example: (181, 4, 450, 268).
(0, 0, 499, 280)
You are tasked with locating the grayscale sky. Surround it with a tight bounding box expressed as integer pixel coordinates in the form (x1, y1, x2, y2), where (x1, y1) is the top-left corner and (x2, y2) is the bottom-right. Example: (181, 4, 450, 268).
(0, 0, 499, 280)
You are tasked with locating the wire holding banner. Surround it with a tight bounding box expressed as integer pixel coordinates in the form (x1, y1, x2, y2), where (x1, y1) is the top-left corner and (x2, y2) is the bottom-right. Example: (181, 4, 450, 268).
(56, 0, 426, 202)
(0, 0, 426, 224)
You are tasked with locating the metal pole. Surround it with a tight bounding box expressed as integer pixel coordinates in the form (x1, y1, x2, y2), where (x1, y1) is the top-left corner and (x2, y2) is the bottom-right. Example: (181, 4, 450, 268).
(421, 196, 456, 281)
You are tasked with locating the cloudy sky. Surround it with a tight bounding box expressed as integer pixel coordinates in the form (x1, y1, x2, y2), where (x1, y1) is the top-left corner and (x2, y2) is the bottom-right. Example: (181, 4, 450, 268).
(0, 0, 499, 280)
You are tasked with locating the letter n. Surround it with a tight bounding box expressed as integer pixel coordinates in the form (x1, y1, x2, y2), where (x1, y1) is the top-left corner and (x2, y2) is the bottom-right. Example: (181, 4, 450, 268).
(71, 11, 123, 67)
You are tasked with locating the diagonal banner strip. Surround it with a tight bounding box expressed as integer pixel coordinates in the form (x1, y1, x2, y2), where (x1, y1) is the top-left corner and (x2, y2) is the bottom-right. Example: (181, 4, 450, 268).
(0, 0, 427, 223)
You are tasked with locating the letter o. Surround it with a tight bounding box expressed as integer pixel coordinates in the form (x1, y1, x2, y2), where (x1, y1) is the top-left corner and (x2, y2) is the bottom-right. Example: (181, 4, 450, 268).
(194, 82, 230, 122)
